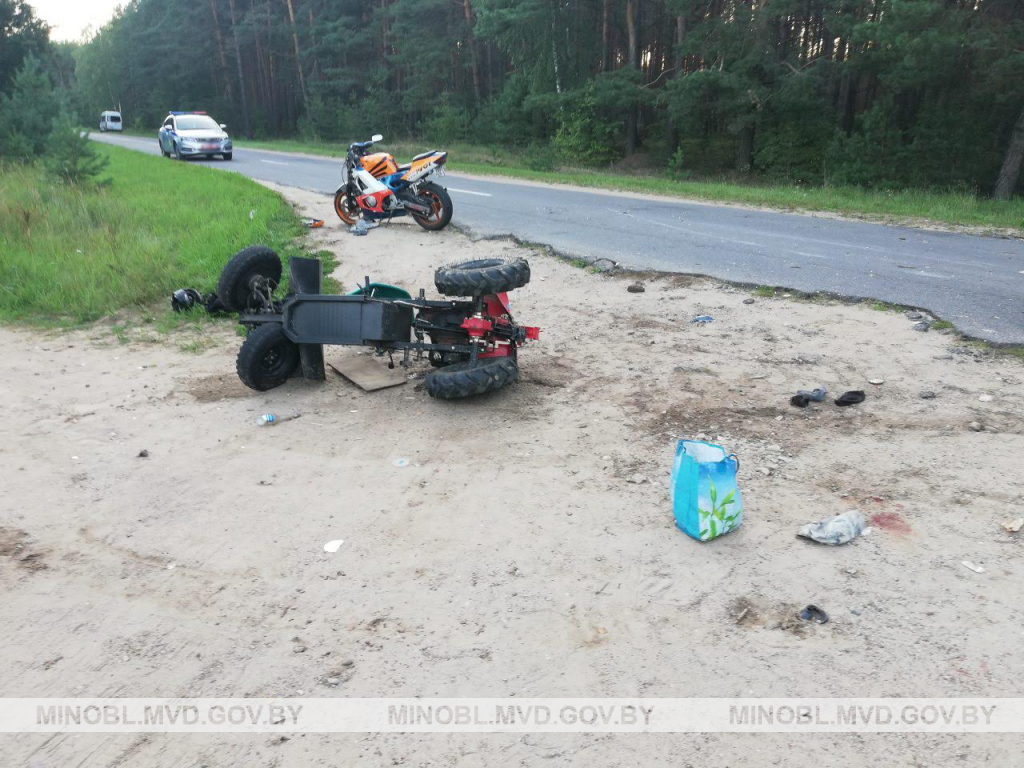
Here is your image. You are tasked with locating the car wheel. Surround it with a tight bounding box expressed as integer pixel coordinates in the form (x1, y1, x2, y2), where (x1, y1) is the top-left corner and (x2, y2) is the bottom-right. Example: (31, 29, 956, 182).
(160, 140, 169, 158)
(174, 142, 185, 161)
(223, 152, 233, 161)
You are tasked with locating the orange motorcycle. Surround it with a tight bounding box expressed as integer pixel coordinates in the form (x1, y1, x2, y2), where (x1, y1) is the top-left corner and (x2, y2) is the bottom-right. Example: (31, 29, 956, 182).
(333, 134, 453, 230)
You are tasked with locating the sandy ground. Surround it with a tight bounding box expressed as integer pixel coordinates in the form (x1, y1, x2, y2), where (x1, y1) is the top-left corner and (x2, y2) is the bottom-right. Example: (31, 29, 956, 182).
(2, 184, 1023, 766)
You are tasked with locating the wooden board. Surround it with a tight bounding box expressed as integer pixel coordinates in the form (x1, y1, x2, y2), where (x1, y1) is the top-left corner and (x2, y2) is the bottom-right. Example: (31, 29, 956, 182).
(328, 355, 407, 392)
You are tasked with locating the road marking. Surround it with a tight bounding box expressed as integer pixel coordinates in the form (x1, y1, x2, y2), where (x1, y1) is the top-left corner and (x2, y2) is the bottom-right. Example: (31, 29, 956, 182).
(260, 159, 289, 166)
(448, 187, 492, 197)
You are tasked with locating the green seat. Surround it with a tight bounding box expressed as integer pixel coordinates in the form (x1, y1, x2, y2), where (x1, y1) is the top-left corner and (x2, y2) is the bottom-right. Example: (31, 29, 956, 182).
(347, 282, 412, 299)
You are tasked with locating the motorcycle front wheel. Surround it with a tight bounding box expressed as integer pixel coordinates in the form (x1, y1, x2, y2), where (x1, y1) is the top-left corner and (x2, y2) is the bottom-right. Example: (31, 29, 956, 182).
(412, 182, 453, 232)
(333, 190, 360, 226)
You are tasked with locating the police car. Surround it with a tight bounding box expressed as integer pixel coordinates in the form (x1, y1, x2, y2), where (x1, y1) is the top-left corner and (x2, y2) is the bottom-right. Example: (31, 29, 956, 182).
(158, 111, 233, 161)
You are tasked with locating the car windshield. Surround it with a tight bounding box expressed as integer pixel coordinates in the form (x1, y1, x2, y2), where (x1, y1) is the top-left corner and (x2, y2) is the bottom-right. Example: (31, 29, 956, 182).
(175, 115, 219, 131)
(110, 116, 121, 122)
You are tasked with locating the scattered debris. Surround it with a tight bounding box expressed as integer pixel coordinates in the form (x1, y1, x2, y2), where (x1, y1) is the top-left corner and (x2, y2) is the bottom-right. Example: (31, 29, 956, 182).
(798, 605, 829, 624)
(302, 218, 324, 228)
(834, 390, 866, 407)
(1001, 518, 1024, 534)
(968, 421, 984, 432)
(393, 458, 410, 468)
(791, 387, 827, 407)
(912, 321, 930, 332)
(919, 390, 936, 399)
(743, 298, 755, 305)
(328, 356, 407, 392)
(351, 219, 371, 236)
(627, 281, 646, 293)
(293, 645, 308, 653)
(257, 413, 301, 426)
(867, 378, 884, 385)
(137, 449, 149, 458)
(797, 511, 866, 545)
(905, 311, 923, 320)
(691, 315, 714, 324)
(794, 351, 821, 365)
(323, 539, 344, 553)
(978, 394, 994, 402)
(590, 258, 618, 273)
(734, 607, 750, 624)
(961, 560, 985, 574)
(628, 473, 647, 484)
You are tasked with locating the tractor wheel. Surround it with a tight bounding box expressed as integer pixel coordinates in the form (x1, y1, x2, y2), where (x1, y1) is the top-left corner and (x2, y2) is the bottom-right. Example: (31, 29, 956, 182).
(425, 357, 519, 399)
(236, 324, 299, 391)
(433, 257, 530, 297)
(216, 245, 282, 312)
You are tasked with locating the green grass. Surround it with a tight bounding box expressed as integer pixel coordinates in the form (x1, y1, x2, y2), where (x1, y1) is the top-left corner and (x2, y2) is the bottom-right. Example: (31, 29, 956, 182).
(870, 299, 901, 312)
(0, 143, 311, 326)
(752, 285, 775, 298)
(233, 137, 1024, 233)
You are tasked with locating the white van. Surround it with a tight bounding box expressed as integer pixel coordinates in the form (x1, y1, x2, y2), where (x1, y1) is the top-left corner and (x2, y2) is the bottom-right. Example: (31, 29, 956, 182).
(99, 111, 122, 132)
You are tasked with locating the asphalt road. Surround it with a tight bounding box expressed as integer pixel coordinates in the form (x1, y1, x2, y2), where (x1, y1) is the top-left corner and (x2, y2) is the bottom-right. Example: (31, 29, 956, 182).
(92, 132, 1024, 344)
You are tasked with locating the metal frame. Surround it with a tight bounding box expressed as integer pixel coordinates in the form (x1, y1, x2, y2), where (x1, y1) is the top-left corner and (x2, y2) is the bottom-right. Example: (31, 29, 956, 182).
(238, 257, 529, 379)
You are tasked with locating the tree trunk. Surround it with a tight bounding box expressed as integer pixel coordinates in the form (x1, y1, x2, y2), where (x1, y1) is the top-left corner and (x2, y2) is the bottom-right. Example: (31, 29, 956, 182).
(207, 0, 233, 100)
(735, 123, 754, 171)
(226, 0, 251, 138)
(994, 105, 1024, 200)
(601, 0, 611, 72)
(667, 15, 686, 150)
(625, 0, 639, 155)
(462, 0, 482, 102)
(551, 23, 562, 94)
(284, 0, 310, 111)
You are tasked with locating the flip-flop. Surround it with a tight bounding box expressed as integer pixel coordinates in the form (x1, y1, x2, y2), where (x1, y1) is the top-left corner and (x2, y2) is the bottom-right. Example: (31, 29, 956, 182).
(834, 390, 866, 407)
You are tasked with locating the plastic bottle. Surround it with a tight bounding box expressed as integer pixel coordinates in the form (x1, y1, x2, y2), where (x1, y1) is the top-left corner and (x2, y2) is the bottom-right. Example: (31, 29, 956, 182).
(256, 413, 300, 426)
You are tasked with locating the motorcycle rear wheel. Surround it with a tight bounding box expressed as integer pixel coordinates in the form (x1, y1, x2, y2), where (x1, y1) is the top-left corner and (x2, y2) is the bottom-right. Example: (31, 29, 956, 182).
(333, 190, 359, 226)
(412, 182, 453, 231)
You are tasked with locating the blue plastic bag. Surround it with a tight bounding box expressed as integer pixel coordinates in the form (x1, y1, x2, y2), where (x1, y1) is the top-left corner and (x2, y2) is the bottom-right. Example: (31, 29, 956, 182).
(671, 440, 742, 541)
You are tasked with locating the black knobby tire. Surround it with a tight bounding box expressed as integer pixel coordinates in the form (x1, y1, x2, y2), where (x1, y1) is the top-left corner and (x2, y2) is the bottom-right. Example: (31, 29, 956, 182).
(236, 324, 299, 391)
(425, 357, 519, 399)
(434, 257, 530, 297)
(216, 245, 283, 312)
(223, 152, 233, 161)
(412, 182, 453, 232)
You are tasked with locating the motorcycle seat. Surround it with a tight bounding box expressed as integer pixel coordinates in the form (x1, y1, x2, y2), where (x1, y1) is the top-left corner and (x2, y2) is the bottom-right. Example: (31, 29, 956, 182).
(411, 150, 438, 161)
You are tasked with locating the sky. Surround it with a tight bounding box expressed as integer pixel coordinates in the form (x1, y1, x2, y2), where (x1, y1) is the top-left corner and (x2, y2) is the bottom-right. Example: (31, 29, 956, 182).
(30, 0, 123, 42)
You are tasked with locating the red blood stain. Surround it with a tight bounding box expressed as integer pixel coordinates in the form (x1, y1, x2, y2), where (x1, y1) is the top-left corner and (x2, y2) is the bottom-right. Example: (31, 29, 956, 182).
(870, 511, 912, 536)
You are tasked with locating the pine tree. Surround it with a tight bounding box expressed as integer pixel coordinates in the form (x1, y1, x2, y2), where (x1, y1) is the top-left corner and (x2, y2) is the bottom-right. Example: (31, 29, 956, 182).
(43, 111, 111, 185)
